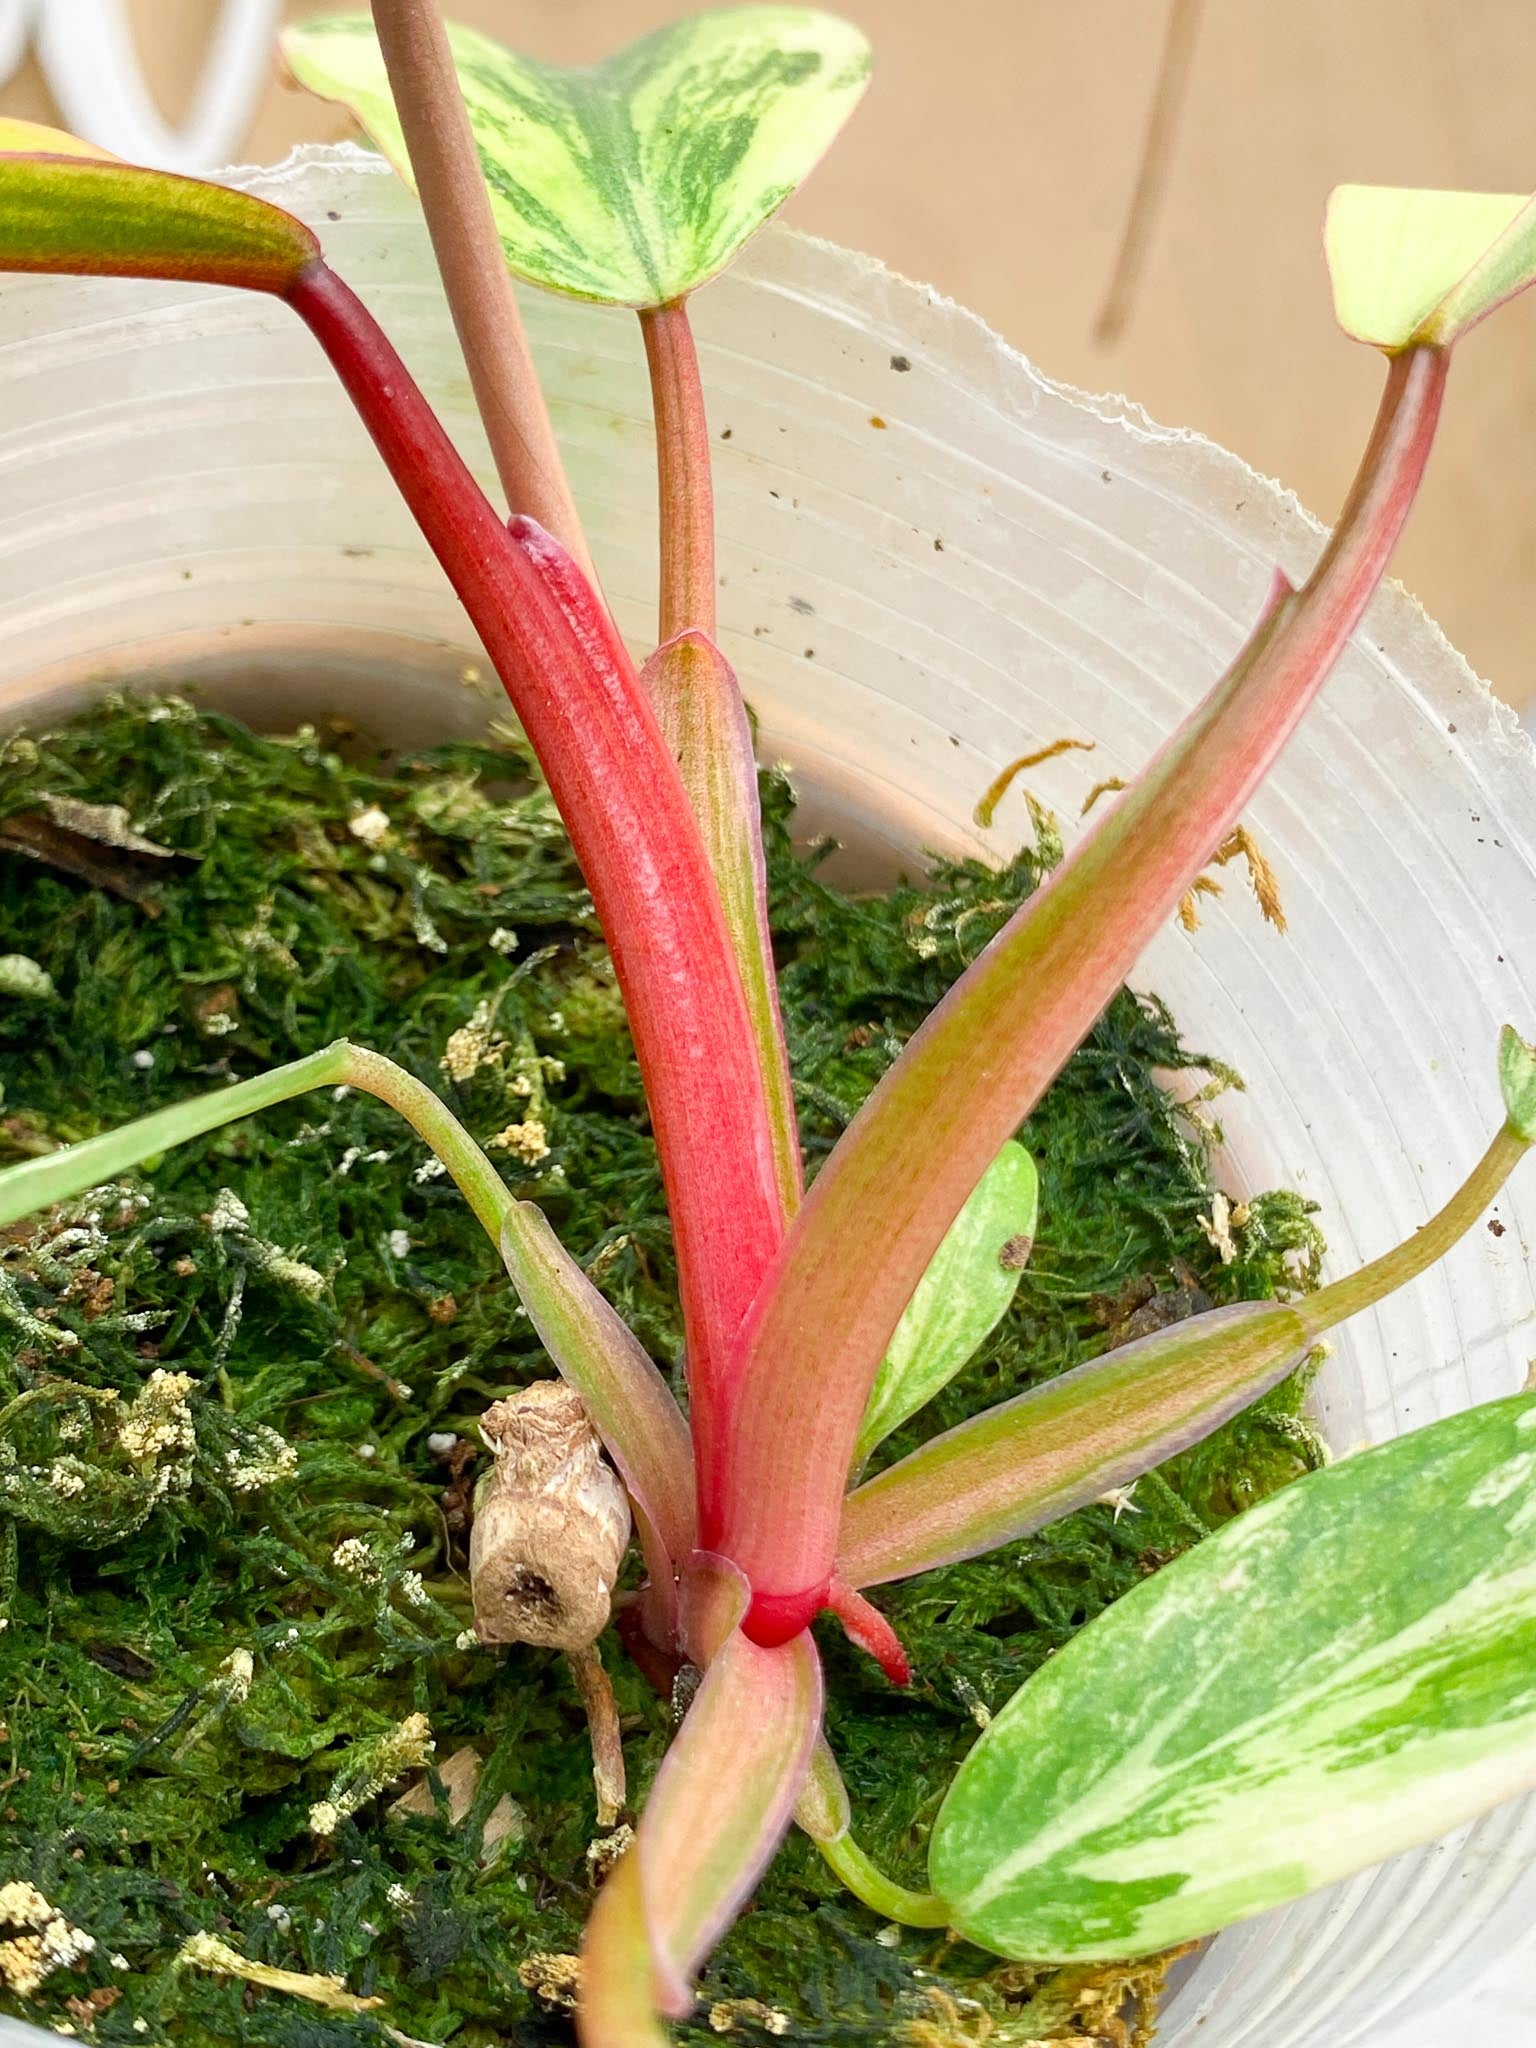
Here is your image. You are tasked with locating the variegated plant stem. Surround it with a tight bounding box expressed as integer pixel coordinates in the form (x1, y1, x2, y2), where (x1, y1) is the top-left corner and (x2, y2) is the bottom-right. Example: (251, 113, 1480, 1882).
(642, 629, 803, 1224)
(837, 1117, 1529, 1591)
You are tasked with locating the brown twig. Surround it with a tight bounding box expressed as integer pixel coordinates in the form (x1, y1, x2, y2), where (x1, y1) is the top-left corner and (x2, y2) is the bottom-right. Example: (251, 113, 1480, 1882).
(1093, 0, 1205, 346)
(369, 0, 594, 578)
(0, 814, 163, 910)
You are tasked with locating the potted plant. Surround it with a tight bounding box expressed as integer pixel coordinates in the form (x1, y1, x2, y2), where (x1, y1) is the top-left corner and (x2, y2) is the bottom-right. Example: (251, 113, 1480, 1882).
(0, 7, 1533, 2044)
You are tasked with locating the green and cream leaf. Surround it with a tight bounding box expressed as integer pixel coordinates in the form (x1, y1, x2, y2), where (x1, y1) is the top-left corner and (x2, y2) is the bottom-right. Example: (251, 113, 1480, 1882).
(282, 7, 871, 307)
(930, 1393, 1536, 1961)
(854, 1141, 1038, 1465)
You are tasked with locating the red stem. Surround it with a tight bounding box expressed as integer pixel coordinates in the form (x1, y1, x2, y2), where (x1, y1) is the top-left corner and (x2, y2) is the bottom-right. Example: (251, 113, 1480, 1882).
(287, 262, 783, 1465)
(714, 346, 1450, 1639)
(641, 300, 716, 642)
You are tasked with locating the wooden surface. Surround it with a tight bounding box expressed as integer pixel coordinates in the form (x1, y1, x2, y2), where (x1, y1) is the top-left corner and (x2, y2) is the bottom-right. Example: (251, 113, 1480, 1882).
(5, 0, 1534, 710)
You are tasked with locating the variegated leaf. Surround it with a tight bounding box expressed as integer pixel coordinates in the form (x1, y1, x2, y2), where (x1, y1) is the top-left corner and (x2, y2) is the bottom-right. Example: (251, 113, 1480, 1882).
(854, 1140, 1037, 1466)
(930, 1393, 1536, 1962)
(0, 119, 115, 159)
(283, 7, 870, 306)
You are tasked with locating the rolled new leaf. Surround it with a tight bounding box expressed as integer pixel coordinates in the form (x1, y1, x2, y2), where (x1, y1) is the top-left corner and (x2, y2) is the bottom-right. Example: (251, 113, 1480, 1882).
(580, 1628, 822, 2037)
(1326, 185, 1536, 351)
(930, 1391, 1536, 1961)
(839, 1105, 1530, 1589)
(854, 1140, 1037, 1466)
(0, 148, 318, 291)
(283, 7, 871, 307)
(642, 630, 800, 1217)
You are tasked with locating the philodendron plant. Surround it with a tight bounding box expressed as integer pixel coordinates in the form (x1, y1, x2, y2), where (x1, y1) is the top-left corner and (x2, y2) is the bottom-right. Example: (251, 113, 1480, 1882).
(1, 4, 1536, 2037)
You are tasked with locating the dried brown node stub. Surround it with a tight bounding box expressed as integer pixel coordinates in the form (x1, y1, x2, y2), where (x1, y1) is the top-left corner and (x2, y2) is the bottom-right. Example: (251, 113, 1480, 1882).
(469, 1381, 631, 1827)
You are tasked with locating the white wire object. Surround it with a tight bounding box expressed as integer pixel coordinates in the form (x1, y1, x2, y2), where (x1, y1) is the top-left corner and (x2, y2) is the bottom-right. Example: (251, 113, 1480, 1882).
(0, 0, 280, 171)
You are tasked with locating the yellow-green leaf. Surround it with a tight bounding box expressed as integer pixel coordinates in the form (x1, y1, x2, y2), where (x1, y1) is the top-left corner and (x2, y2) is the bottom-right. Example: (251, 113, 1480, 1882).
(1325, 184, 1536, 350)
(0, 119, 115, 160)
(0, 153, 318, 292)
(282, 6, 870, 307)
(1499, 1025, 1536, 1143)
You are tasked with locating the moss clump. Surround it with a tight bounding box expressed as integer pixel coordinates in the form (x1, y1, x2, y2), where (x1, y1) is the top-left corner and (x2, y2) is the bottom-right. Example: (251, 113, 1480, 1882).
(0, 696, 1322, 2045)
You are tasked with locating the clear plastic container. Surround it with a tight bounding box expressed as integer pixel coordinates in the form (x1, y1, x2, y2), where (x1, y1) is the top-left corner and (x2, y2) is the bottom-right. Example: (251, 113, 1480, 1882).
(0, 145, 1532, 2045)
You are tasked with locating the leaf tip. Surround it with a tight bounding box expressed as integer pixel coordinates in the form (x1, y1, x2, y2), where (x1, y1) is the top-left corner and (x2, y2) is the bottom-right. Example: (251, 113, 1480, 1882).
(1499, 1024, 1536, 1142)
(1325, 183, 1536, 350)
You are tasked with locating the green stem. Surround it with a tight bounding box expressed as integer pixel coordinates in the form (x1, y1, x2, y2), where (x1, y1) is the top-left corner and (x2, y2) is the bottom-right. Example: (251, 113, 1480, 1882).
(0, 1040, 513, 1244)
(641, 299, 716, 642)
(1302, 1123, 1528, 1334)
(0, 1041, 701, 1560)
(815, 1831, 951, 1928)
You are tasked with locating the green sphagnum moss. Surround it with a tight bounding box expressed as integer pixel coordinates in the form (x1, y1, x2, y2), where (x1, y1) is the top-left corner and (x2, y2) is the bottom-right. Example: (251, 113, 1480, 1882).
(0, 694, 1324, 2046)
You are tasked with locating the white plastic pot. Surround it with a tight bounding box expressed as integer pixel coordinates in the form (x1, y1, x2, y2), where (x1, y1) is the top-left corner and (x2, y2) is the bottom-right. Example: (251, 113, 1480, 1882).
(0, 145, 1533, 2046)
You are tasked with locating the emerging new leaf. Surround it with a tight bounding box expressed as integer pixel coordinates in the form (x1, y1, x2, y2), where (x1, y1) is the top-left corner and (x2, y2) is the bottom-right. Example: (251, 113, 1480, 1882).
(0, 151, 318, 292)
(1499, 1024, 1536, 1142)
(282, 7, 871, 306)
(930, 1393, 1536, 1962)
(580, 1629, 821, 2036)
(854, 1140, 1037, 1465)
(643, 630, 800, 1218)
(839, 1089, 1530, 1591)
(1325, 184, 1536, 350)
(0, 120, 115, 159)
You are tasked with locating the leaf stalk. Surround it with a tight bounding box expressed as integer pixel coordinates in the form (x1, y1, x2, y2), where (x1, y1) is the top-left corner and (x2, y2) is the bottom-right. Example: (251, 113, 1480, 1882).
(368, 0, 592, 573)
(641, 299, 717, 642)
(715, 346, 1451, 1637)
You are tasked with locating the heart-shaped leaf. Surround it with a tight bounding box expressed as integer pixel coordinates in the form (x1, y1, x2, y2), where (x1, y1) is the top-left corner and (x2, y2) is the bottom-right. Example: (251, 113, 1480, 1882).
(929, 1392, 1536, 1962)
(282, 6, 870, 306)
(1326, 184, 1536, 349)
(854, 1140, 1037, 1466)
